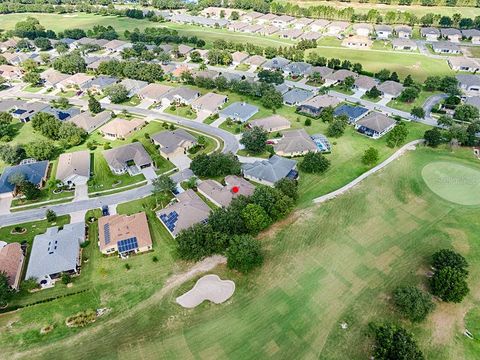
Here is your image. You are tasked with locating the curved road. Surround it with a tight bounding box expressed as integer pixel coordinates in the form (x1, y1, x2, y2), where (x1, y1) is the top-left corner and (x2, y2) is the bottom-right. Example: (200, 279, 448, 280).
(422, 93, 448, 119)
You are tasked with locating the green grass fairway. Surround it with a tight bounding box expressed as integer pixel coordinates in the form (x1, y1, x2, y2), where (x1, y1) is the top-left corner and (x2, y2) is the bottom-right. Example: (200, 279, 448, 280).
(2, 147, 480, 360)
(422, 161, 480, 205)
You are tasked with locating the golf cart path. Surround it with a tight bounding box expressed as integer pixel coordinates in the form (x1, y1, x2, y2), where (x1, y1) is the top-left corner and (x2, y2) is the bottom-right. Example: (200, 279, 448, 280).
(313, 139, 424, 204)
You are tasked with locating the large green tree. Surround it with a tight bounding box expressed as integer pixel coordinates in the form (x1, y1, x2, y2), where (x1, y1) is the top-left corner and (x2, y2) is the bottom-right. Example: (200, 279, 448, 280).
(226, 235, 264, 273)
(393, 286, 435, 322)
(241, 203, 271, 234)
(371, 323, 424, 360)
(240, 126, 268, 154)
(299, 152, 331, 174)
(430, 267, 469, 303)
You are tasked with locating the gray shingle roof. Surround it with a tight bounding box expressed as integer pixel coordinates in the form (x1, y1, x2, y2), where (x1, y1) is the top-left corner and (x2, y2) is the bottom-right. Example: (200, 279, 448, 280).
(103, 142, 152, 171)
(0, 161, 49, 194)
(219, 102, 259, 122)
(242, 155, 297, 185)
(151, 129, 197, 155)
(356, 112, 396, 133)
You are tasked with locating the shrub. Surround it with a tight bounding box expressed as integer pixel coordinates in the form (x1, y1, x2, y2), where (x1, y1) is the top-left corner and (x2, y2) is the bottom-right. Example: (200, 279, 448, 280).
(226, 235, 264, 273)
(370, 323, 424, 360)
(393, 286, 435, 322)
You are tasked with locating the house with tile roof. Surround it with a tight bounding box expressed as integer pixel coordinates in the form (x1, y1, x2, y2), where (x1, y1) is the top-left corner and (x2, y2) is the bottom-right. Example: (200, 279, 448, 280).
(0, 242, 24, 290)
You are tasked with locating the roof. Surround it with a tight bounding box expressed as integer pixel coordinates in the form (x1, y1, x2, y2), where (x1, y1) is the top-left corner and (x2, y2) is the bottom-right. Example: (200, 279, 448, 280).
(421, 27, 440, 36)
(310, 66, 334, 78)
(120, 78, 148, 96)
(334, 104, 369, 122)
(456, 74, 480, 88)
(232, 51, 249, 63)
(244, 55, 267, 67)
(56, 150, 90, 183)
(98, 212, 152, 253)
(198, 176, 255, 207)
(99, 118, 146, 138)
(353, 23, 373, 31)
(243, 11, 263, 19)
(262, 56, 290, 70)
(274, 129, 318, 155)
(432, 41, 461, 51)
(249, 115, 291, 131)
(278, 29, 304, 39)
(191, 92, 227, 112)
(354, 75, 377, 90)
(219, 102, 259, 122)
(103, 142, 152, 171)
(25, 223, 84, 282)
(0, 160, 49, 194)
(377, 80, 404, 97)
(0, 243, 24, 289)
(84, 75, 118, 90)
(465, 96, 480, 109)
(276, 15, 295, 23)
(395, 25, 412, 34)
(325, 69, 358, 82)
(259, 13, 278, 21)
(283, 88, 314, 105)
(178, 44, 193, 55)
(356, 112, 396, 133)
(138, 83, 173, 101)
(59, 73, 94, 87)
(157, 189, 211, 237)
(104, 39, 129, 50)
(311, 19, 330, 28)
(327, 21, 349, 30)
(440, 28, 462, 36)
(261, 25, 280, 35)
(151, 129, 197, 155)
(242, 155, 297, 185)
(300, 95, 342, 109)
(69, 111, 111, 133)
(295, 17, 314, 26)
(375, 24, 393, 32)
(462, 29, 480, 38)
(448, 57, 480, 69)
(41, 68, 70, 85)
(284, 62, 312, 76)
(0, 99, 24, 113)
(164, 87, 200, 102)
(391, 38, 417, 47)
(300, 31, 322, 40)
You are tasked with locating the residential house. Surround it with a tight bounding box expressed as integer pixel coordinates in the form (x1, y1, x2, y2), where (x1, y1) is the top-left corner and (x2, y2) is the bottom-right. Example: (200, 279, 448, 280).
(228, 22, 248, 32)
(273, 129, 318, 157)
(0, 38, 18, 52)
(375, 25, 393, 39)
(448, 57, 480, 72)
(257, 13, 278, 25)
(157, 189, 211, 238)
(456, 74, 480, 95)
(242, 11, 263, 23)
(82, 75, 118, 93)
(377, 80, 404, 99)
(11, 101, 49, 123)
(244, 55, 267, 69)
(219, 102, 259, 122)
(151, 129, 197, 159)
(275, 83, 290, 95)
(272, 15, 295, 28)
(198, 175, 255, 208)
(262, 56, 290, 70)
(260, 25, 280, 36)
(232, 51, 250, 65)
(283, 62, 312, 78)
(353, 23, 373, 37)
(177, 44, 193, 58)
(193, 69, 219, 80)
(297, 95, 342, 117)
(440, 28, 462, 42)
(300, 32, 322, 41)
(249, 115, 291, 132)
(278, 29, 304, 40)
(102, 142, 153, 175)
(0, 99, 24, 113)
(45, 106, 80, 122)
(56, 150, 90, 187)
(137, 83, 173, 103)
(293, 18, 314, 30)
(342, 35, 373, 49)
(432, 42, 461, 54)
(0, 65, 22, 81)
(333, 104, 369, 123)
(310, 66, 334, 80)
(98, 212, 153, 256)
(324, 69, 358, 86)
(25, 223, 84, 287)
(462, 29, 480, 44)
(355, 112, 396, 138)
(395, 25, 412, 38)
(465, 96, 480, 111)
(242, 24, 263, 34)
(242, 155, 298, 187)
(120, 78, 148, 97)
(41, 68, 71, 88)
(57, 73, 94, 91)
(283, 88, 314, 106)
(191, 92, 228, 115)
(392, 38, 417, 51)
(68, 111, 112, 133)
(354, 75, 377, 92)
(310, 19, 331, 32)
(0, 160, 49, 198)
(99, 118, 146, 140)
(326, 21, 349, 35)
(421, 27, 440, 41)
(0, 242, 24, 290)
(161, 87, 200, 107)
(104, 39, 131, 53)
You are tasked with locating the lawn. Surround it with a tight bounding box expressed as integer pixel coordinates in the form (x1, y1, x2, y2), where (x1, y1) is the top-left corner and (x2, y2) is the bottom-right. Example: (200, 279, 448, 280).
(164, 104, 197, 120)
(387, 90, 440, 113)
(22, 85, 43, 93)
(3, 146, 480, 360)
(120, 95, 141, 107)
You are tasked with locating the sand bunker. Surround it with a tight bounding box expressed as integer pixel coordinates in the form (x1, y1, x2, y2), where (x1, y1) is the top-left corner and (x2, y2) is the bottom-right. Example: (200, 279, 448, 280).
(176, 274, 235, 308)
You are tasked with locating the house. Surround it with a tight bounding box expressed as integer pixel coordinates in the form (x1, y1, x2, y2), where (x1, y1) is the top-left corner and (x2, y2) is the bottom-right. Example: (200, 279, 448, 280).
(41, 68, 70, 88)
(283, 62, 313, 77)
(191, 92, 228, 115)
(353, 23, 373, 37)
(244, 55, 267, 68)
(0, 65, 22, 81)
(300, 31, 322, 41)
(375, 25, 393, 39)
(334, 104, 369, 123)
(232, 51, 250, 65)
(249, 115, 291, 132)
(161, 87, 200, 107)
(342, 35, 373, 49)
(120, 78, 149, 97)
(157, 189, 211, 238)
(102, 142, 153, 175)
(56, 150, 90, 187)
(0, 160, 49, 198)
(242, 155, 298, 187)
(257, 13, 278, 25)
(392, 38, 418, 51)
(0, 242, 24, 290)
(377, 80, 404, 99)
(198, 175, 255, 208)
(421, 27, 440, 41)
(25, 223, 84, 287)
(273, 129, 318, 157)
(0, 38, 18, 52)
(45, 106, 81, 122)
(151, 129, 197, 159)
(260, 25, 280, 36)
(310, 66, 334, 80)
(104, 39, 131, 53)
(440, 28, 462, 42)
(278, 29, 304, 40)
(68, 111, 112, 133)
(448, 57, 480, 73)
(354, 75, 377, 92)
(262, 56, 290, 71)
(99, 118, 145, 140)
(297, 95, 342, 117)
(432, 42, 461, 54)
(242, 24, 263, 34)
(272, 15, 295, 28)
(355, 112, 396, 138)
(219, 102, 259, 122)
(324, 69, 358, 86)
(326, 21, 349, 35)
(283, 88, 314, 106)
(465, 96, 480, 111)
(293, 18, 314, 30)
(11, 101, 50, 123)
(242, 11, 263, 23)
(57, 73, 94, 91)
(275, 83, 290, 95)
(177, 44, 193, 57)
(193, 69, 219, 80)
(138, 83, 173, 103)
(98, 212, 153, 256)
(82, 75, 118, 92)
(462, 29, 480, 44)
(310, 19, 331, 32)
(0, 99, 24, 113)
(456, 74, 480, 95)
(228, 22, 248, 32)
(395, 25, 412, 38)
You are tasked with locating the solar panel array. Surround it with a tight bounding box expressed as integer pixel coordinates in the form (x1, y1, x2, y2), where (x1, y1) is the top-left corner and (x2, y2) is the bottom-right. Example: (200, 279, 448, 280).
(159, 211, 179, 232)
(117, 237, 139, 254)
(104, 224, 111, 245)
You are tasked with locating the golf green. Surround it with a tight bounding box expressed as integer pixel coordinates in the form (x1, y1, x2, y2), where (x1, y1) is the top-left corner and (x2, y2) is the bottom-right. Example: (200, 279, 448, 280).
(422, 161, 480, 205)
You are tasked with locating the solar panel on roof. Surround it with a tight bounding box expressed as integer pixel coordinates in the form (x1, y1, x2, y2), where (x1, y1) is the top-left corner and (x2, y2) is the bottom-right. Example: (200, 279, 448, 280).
(117, 237, 138, 253)
(104, 224, 111, 245)
(159, 211, 179, 232)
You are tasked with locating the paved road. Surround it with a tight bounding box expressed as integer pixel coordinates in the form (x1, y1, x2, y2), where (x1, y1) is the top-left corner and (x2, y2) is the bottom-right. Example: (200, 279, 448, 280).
(423, 93, 448, 118)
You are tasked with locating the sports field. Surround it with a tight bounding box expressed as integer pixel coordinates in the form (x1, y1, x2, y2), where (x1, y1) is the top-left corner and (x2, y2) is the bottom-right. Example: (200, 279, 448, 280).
(1, 146, 480, 360)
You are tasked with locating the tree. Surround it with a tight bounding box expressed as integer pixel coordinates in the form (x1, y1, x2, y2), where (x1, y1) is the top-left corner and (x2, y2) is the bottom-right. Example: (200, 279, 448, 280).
(365, 86, 381, 99)
(152, 175, 175, 195)
(454, 104, 479, 122)
(33, 37, 52, 51)
(299, 152, 331, 174)
(226, 235, 264, 273)
(61, 272, 71, 285)
(362, 147, 379, 165)
(58, 122, 87, 147)
(371, 323, 424, 360)
(0, 112, 13, 138)
(18, 180, 41, 200)
(53, 52, 86, 74)
(176, 224, 228, 261)
(437, 114, 454, 127)
(258, 69, 284, 84)
(376, 69, 391, 81)
(274, 178, 298, 201)
(424, 128, 442, 147)
(393, 286, 435, 322)
(190, 152, 241, 177)
(240, 126, 268, 154)
(241, 204, 271, 234)
(411, 106, 425, 119)
(342, 76, 355, 90)
(32, 112, 60, 139)
(261, 89, 283, 109)
(432, 249, 468, 275)
(46, 209, 57, 222)
(398, 87, 419, 103)
(327, 117, 347, 137)
(386, 122, 409, 148)
(0, 272, 12, 307)
(430, 266, 469, 303)
(390, 72, 399, 82)
(0, 144, 26, 165)
(104, 84, 129, 104)
(23, 71, 41, 86)
(88, 96, 102, 114)
(404, 74, 414, 87)
(251, 186, 294, 221)
(25, 139, 56, 160)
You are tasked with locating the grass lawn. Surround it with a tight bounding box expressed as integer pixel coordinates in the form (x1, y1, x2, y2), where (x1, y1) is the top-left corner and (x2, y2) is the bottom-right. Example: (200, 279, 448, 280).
(331, 84, 355, 95)
(4, 146, 480, 359)
(387, 90, 440, 113)
(58, 90, 78, 98)
(164, 104, 197, 120)
(22, 85, 43, 93)
(237, 149, 271, 158)
(121, 95, 141, 107)
(235, 64, 250, 71)
(360, 93, 381, 103)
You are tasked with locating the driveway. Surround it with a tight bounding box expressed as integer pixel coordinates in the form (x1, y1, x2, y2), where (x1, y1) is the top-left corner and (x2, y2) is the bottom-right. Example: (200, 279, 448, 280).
(70, 210, 87, 223)
(170, 169, 194, 184)
(138, 99, 155, 109)
(170, 155, 191, 171)
(377, 97, 391, 106)
(141, 167, 158, 182)
(352, 89, 365, 99)
(0, 196, 12, 215)
(195, 110, 210, 123)
(74, 184, 89, 201)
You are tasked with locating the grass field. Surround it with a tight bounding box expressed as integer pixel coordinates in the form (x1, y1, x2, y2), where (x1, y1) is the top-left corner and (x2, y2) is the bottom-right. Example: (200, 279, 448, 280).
(388, 90, 441, 113)
(2, 146, 480, 359)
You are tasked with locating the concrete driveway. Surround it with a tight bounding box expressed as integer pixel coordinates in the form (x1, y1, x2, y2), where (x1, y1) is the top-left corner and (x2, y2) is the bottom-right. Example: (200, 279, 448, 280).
(141, 167, 158, 181)
(0, 196, 12, 215)
(138, 99, 155, 109)
(170, 155, 191, 171)
(74, 184, 89, 201)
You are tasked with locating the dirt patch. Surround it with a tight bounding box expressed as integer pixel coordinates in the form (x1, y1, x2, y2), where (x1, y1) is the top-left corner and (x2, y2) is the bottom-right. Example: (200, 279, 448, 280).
(258, 209, 306, 241)
(444, 228, 470, 254)
(428, 302, 469, 345)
